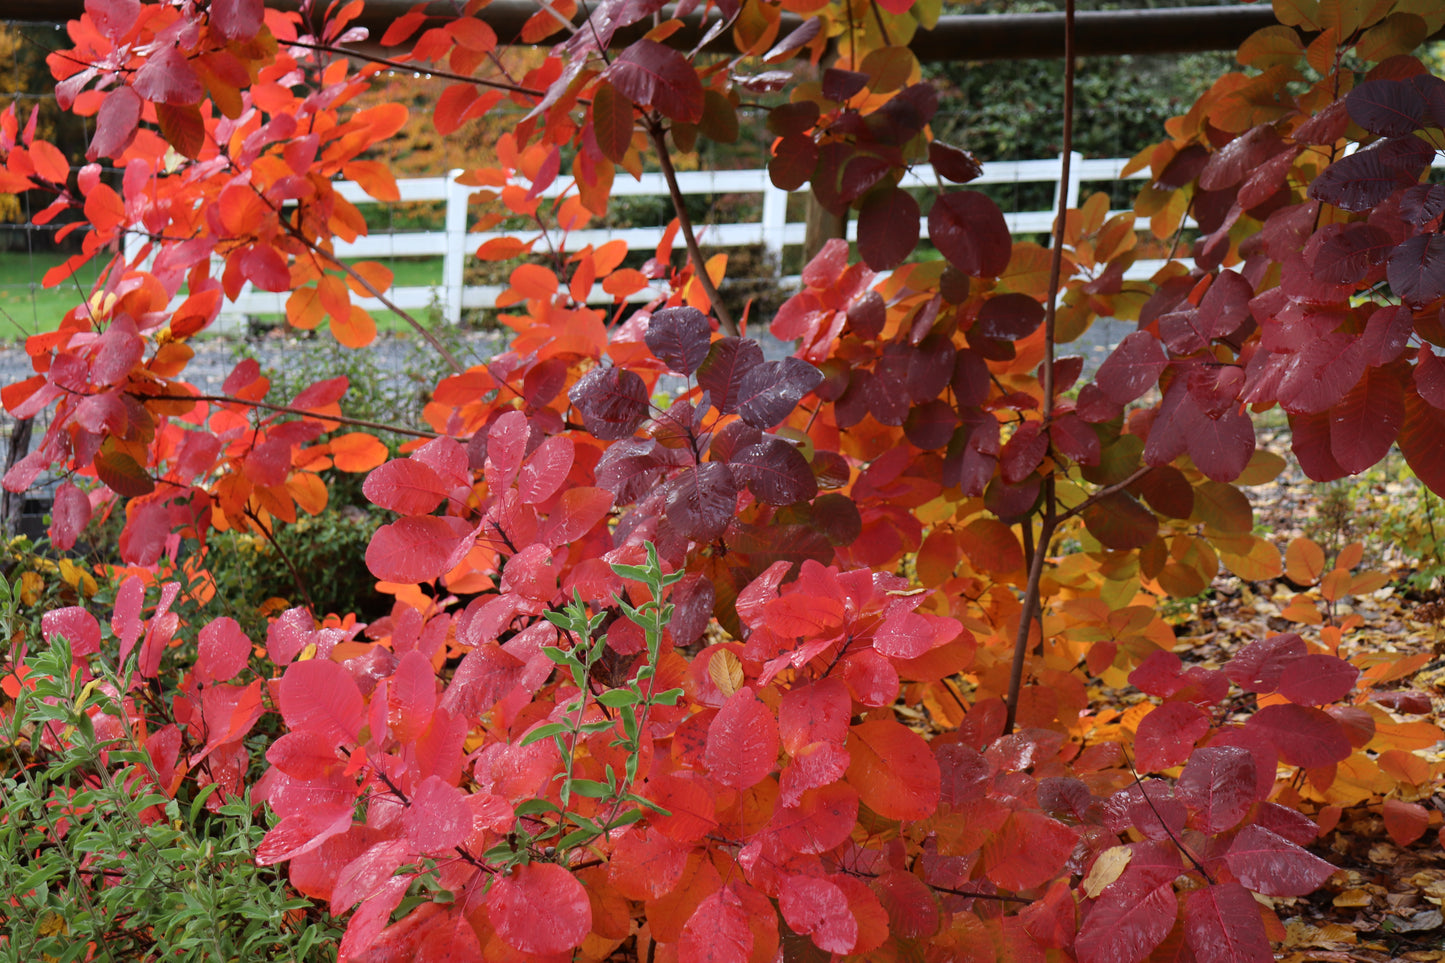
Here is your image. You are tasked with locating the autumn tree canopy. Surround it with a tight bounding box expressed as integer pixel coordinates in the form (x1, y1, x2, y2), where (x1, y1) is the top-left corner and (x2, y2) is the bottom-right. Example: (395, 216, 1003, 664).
(1, 0, 1443, 959)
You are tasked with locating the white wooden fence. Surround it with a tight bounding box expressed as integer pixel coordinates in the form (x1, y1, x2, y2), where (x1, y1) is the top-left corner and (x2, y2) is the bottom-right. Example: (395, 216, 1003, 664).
(128, 153, 1165, 327)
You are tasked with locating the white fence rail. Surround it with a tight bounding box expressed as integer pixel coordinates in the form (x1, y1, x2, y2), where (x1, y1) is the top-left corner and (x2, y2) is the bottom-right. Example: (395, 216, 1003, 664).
(129, 153, 1165, 327)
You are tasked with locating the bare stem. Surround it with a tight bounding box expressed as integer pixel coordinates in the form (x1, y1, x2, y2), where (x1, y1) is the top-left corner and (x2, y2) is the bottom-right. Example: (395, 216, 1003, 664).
(1004, 0, 1074, 736)
(646, 119, 738, 336)
(279, 37, 547, 100)
(132, 392, 440, 439)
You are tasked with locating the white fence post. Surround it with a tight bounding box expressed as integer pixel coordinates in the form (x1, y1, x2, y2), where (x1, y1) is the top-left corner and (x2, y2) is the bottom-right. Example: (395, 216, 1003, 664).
(760, 173, 788, 266)
(443, 168, 467, 325)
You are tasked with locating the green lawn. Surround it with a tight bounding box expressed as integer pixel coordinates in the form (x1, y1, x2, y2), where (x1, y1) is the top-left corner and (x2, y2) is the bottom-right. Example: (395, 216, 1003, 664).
(0, 251, 448, 342)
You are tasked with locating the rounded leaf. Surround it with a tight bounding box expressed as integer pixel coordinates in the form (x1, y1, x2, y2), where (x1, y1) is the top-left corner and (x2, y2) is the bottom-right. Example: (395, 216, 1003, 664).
(928, 191, 1010, 277)
(489, 863, 592, 955)
(704, 687, 779, 789)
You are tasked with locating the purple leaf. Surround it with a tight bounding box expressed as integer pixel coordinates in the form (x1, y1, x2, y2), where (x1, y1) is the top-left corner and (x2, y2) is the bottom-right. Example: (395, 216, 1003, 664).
(663, 462, 738, 540)
(728, 437, 817, 505)
(975, 293, 1045, 341)
(1310, 138, 1426, 212)
(1387, 234, 1445, 308)
(645, 306, 712, 376)
(569, 366, 649, 440)
(737, 357, 824, 429)
(1347, 78, 1425, 136)
(858, 187, 920, 271)
(698, 337, 764, 415)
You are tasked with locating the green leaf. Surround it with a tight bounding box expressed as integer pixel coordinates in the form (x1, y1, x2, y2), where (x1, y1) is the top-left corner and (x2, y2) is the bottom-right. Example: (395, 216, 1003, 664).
(568, 779, 614, 798)
(596, 689, 639, 708)
(653, 687, 684, 705)
(514, 798, 562, 816)
(521, 722, 570, 746)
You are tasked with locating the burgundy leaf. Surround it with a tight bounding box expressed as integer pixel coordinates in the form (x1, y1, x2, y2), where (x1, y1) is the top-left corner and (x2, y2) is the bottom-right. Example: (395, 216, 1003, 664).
(1387, 234, 1445, 308)
(728, 437, 817, 505)
(569, 365, 649, 440)
(1347, 78, 1426, 136)
(1096, 331, 1167, 404)
(976, 293, 1045, 342)
(1176, 746, 1258, 834)
(1275, 653, 1359, 706)
(1224, 825, 1336, 897)
(698, 337, 764, 415)
(595, 437, 669, 504)
(604, 39, 703, 123)
(737, 357, 824, 429)
(928, 141, 983, 183)
(1310, 140, 1421, 212)
(1225, 634, 1306, 693)
(1311, 223, 1394, 285)
(646, 306, 712, 375)
(663, 462, 738, 540)
(858, 187, 921, 271)
(928, 191, 1011, 277)
(1330, 364, 1403, 475)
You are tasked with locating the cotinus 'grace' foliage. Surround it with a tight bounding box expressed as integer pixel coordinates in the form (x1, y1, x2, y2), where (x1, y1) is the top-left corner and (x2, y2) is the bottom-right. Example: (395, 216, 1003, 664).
(2, 0, 1444, 960)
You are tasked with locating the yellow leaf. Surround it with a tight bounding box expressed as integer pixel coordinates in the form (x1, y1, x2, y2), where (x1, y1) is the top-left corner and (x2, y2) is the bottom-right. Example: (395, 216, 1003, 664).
(19, 570, 42, 606)
(1082, 845, 1132, 898)
(707, 648, 743, 698)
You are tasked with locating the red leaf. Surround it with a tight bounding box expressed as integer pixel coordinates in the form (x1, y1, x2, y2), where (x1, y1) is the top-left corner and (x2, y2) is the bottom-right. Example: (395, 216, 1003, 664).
(1275, 653, 1359, 706)
(488, 863, 592, 955)
(1224, 825, 1336, 897)
(1135, 701, 1211, 772)
(1402, 391, 1445, 496)
(279, 658, 365, 746)
(928, 191, 1011, 277)
(365, 516, 475, 583)
(605, 39, 704, 123)
(779, 677, 851, 755)
(771, 782, 859, 854)
(1383, 799, 1429, 847)
(872, 869, 939, 939)
(266, 729, 346, 781)
(49, 481, 91, 552)
(1243, 703, 1350, 768)
(846, 719, 940, 820)
(539, 487, 615, 545)
(610, 826, 690, 899)
(112, 575, 144, 666)
(704, 686, 779, 789)
(89, 86, 141, 160)
(403, 775, 471, 853)
(1329, 363, 1404, 475)
(1224, 633, 1306, 692)
(983, 810, 1080, 891)
(779, 874, 857, 954)
(41, 607, 101, 658)
(363, 458, 449, 515)
(197, 616, 251, 683)
(132, 44, 204, 105)
(1183, 882, 1273, 963)
(678, 885, 752, 963)
(1176, 746, 1258, 834)
(210, 0, 264, 41)
(1076, 880, 1177, 963)
(591, 81, 634, 163)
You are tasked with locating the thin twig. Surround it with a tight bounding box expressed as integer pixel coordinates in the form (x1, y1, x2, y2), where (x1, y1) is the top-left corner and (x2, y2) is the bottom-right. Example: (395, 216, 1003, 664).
(1055, 465, 1153, 524)
(244, 507, 318, 613)
(129, 392, 440, 439)
(1004, 0, 1074, 736)
(279, 38, 546, 100)
(646, 119, 738, 336)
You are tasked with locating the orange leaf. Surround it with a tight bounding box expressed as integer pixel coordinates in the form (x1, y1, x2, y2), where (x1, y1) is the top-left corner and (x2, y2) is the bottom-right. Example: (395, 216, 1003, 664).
(845, 719, 939, 820)
(287, 471, 329, 515)
(343, 160, 400, 202)
(318, 274, 350, 323)
(1383, 799, 1429, 847)
(331, 304, 376, 348)
(346, 261, 395, 297)
(286, 285, 326, 330)
(503, 263, 558, 304)
(477, 237, 533, 261)
(329, 433, 389, 472)
(28, 140, 69, 183)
